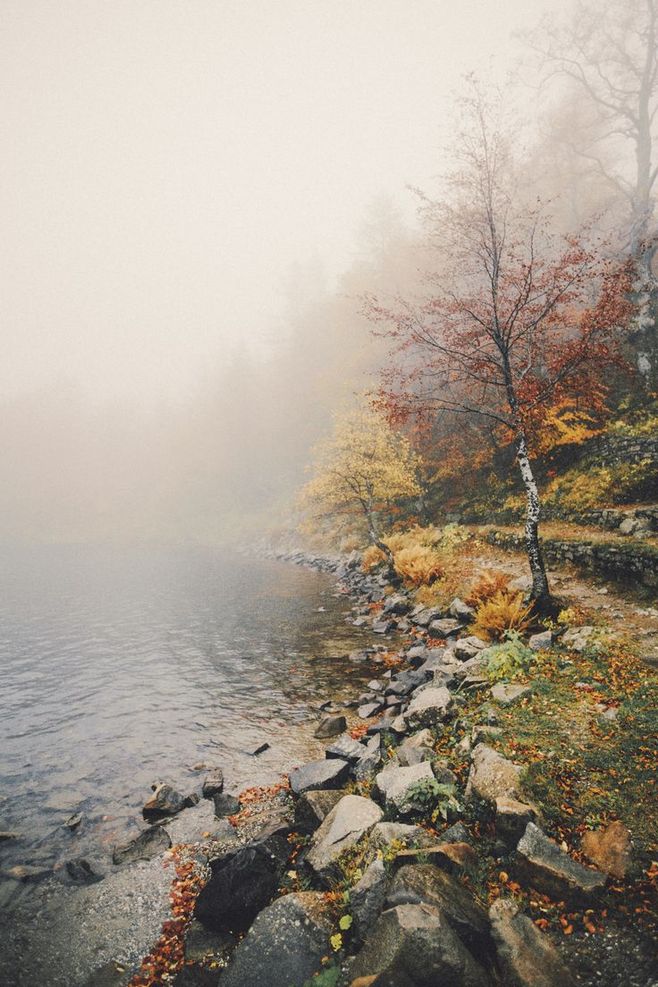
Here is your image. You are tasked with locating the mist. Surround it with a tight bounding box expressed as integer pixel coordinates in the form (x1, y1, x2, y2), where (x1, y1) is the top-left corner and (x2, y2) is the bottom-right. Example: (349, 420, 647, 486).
(0, 0, 596, 544)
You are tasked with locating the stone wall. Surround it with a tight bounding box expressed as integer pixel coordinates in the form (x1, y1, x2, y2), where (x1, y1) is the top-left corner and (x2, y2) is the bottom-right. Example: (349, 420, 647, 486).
(486, 530, 658, 590)
(589, 432, 658, 468)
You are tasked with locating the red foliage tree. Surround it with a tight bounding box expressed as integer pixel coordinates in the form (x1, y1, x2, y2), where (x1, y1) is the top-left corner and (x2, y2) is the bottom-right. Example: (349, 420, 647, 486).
(367, 86, 633, 604)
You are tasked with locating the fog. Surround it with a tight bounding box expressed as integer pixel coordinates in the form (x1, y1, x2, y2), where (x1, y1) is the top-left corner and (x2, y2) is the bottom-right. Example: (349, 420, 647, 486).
(0, 0, 585, 543)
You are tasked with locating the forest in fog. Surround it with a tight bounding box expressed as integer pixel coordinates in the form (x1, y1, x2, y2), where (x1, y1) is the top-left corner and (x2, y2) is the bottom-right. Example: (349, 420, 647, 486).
(0, 0, 655, 546)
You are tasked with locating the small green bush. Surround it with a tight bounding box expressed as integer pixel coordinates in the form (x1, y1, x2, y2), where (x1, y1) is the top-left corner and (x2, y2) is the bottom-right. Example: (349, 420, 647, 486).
(400, 777, 461, 822)
(484, 631, 535, 682)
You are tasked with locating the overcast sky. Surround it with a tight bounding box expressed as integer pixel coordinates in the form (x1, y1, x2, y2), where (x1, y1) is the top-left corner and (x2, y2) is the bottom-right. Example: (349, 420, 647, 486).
(1, 0, 573, 406)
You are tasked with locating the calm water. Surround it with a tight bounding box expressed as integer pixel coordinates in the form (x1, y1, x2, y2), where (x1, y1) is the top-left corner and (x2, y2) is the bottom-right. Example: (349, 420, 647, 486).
(0, 545, 374, 891)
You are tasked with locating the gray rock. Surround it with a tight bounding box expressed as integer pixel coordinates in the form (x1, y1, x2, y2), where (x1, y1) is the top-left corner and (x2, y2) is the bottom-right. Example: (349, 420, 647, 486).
(412, 607, 442, 628)
(373, 619, 396, 634)
(351, 857, 389, 944)
(509, 574, 532, 593)
(358, 701, 385, 718)
(65, 812, 83, 831)
(165, 797, 229, 845)
(404, 686, 453, 729)
(449, 598, 475, 621)
(528, 630, 552, 652)
(561, 626, 596, 652)
(490, 683, 532, 707)
(386, 864, 492, 956)
(112, 825, 172, 865)
(368, 679, 384, 692)
(383, 594, 412, 615)
(201, 769, 224, 799)
(217, 891, 333, 987)
(441, 822, 471, 844)
(369, 821, 435, 851)
(454, 637, 488, 662)
(407, 645, 430, 666)
(432, 759, 458, 786)
(63, 858, 104, 885)
(428, 618, 463, 638)
(3, 863, 51, 882)
(354, 747, 383, 782)
(494, 797, 537, 847)
(325, 733, 367, 762)
(346, 903, 491, 986)
(142, 783, 188, 820)
(375, 761, 436, 814)
(289, 757, 350, 795)
(516, 822, 606, 899)
(305, 794, 383, 884)
(294, 789, 344, 833)
(397, 729, 435, 767)
(314, 713, 347, 738)
(213, 793, 241, 817)
(490, 897, 577, 986)
(465, 744, 522, 806)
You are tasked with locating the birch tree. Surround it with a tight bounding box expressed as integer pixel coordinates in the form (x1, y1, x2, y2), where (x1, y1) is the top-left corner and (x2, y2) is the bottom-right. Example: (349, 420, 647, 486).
(368, 88, 632, 606)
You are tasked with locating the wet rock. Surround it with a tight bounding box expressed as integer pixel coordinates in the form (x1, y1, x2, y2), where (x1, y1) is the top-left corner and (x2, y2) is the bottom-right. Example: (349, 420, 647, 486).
(346, 903, 491, 987)
(428, 618, 463, 638)
(142, 783, 188, 820)
(314, 713, 347, 738)
(63, 858, 104, 885)
(201, 769, 224, 798)
(396, 729, 435, 767)
(305, 795, 383, 884)
(490, 683, 532, 707)
(172, 964, 217, 986)
(218, 891, 334, 987)
(112, 825, 172, 865)
(494, 797, 537, 847)
(166, 797, 231, 845)
(351, 857, 389, 944)
(294, 789, 344, 833)
(515, 822, 606, 900)
(581, 820, 631, 878)
(528, 630, 552, 651)
(386, 864, 492, 956)
(489, 897, 577, 987)
(213, 793, 241, 817)
(404, 686, 453, 729)
(375, 761, 435, 815)
(250, 742, 271, 756)
(65, 812, 83, 831)
(325, 733, 367, 762)
(449, 598, 475, 622)
(195, 826, 290, 932)
(0, 831, 19, 841)
(465, 744, 522, 806)
(289, 757, 351, 795)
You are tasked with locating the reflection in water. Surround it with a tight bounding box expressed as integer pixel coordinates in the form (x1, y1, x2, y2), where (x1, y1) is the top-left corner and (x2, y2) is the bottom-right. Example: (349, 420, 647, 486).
(0, 545, 375, 899)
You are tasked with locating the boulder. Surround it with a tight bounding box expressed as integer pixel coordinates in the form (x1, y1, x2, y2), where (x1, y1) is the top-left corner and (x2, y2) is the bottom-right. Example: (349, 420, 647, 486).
(354, 746, 383, 782)
(195, 826, 290, 932)
(294, 789, 344, 834)
(489, 897, 577, 987)
(386, 864, 492, 956)
(454, 636, 488, 662)
(369, 822, 435, 852)
(396, 729, 435, 767)
(305, 795, 383, 884)
(218, 891, 334, 987)
(142, 783, 188, 820)
(383, 595, 412, 616)
(112, 825, 172, 865)
(325, 733, 368, 763)
(432, 760, 458, 786)
(580, 820, 631, 879)
(561, 626, 595, 653)
(528, 631, 552, 652)
(465, 744, 522, 806)
(449, 598, 475, 622)
(440, 822, 471, 844)
(351, 857, 390, 944)
(358, 702, 385, 719)
(315, 714, 347, 738)
(494, 797, 537, 847)
(490, 683, 532, 707)
(289, 758, 351, 795)
(412, 607, 442, 628)
(404, 687, 453, 729)
(63, 858, 104, 885)
(372, 619, 396, 634)
(346, 903, 491, 987)
(212, 793, 241, 817)
(515, 822, 606, 900)
(428, 618, 463, 639)
(201, 769, 224, 799)
(375, 762, 436, 814)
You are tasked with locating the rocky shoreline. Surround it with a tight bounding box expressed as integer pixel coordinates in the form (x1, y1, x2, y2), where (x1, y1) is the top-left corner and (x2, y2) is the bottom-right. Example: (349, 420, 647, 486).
(2, 549, 656, 987)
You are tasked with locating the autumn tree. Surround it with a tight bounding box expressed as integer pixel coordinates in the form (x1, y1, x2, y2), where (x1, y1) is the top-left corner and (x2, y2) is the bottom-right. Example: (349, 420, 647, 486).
(368, 86, 632, 605)
(299, 404, 422, 559)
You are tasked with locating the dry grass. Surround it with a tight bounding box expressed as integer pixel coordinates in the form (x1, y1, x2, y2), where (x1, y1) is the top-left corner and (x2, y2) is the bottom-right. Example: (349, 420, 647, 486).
(465, 570, 513, 607)
(471, 590, 535, 641)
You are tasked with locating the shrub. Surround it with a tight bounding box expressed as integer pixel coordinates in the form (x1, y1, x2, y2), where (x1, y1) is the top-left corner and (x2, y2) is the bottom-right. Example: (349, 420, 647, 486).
(484, 631, 535, 681)
(471, 590, 534, 642)
(394, 545, 445, 587)
(362, 544, 386, 571)
(399, 778, 461, 823)
(465, 570, 512, 608)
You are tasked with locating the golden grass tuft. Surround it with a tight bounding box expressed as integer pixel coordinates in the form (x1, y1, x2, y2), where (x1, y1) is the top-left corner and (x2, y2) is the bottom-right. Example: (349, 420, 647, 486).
(471, 590, 535, 642)
(465, 570, 512, 608)
(393, 545, 445, 587)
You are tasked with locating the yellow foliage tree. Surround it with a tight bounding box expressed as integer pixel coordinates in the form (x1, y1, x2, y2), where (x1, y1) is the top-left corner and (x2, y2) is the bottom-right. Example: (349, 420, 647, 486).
(299, 405, 422, 559)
